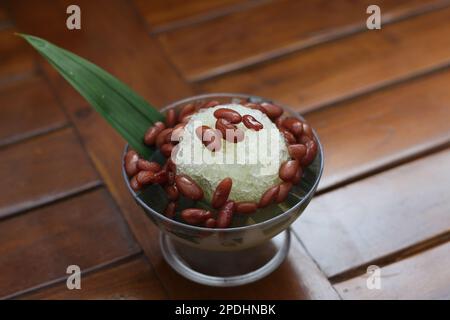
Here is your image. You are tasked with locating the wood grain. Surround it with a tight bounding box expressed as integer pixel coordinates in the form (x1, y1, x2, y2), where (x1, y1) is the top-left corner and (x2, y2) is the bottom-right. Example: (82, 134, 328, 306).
(0, 5, 8, 23)
(158, 0, 450, 81)
(292, 149, 450, 278)
(0, 75, 67, 146)
(200, 7, 450, 112)
(9, 0, 340, 299)
(0, 28, 35, 82)
(0, 189, 141, 299)
(0, 127, 100, 218)
(306, 68, 450, 191)
(134, 0, 265, 33)
(334, 242, 450, 299)
(20, 256, 167, 299)
(7, 0, 193, 111)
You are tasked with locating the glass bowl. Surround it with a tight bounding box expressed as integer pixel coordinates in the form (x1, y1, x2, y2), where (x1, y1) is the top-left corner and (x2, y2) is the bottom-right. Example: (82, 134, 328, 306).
(122, 93, 324, 286)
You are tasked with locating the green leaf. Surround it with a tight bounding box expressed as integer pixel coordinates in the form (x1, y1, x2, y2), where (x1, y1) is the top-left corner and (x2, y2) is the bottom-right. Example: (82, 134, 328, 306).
(18, 33, 164, 159)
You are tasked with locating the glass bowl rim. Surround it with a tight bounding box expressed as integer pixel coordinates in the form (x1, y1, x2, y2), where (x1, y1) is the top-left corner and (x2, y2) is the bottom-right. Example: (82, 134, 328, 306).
(122, 93, 324, 233)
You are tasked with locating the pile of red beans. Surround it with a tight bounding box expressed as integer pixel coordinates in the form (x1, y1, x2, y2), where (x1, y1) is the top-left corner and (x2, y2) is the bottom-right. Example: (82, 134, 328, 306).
(124, 99, 318, 228)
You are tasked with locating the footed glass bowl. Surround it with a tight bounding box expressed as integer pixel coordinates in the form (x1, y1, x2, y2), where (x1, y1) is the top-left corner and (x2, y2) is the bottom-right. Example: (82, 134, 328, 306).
(122, 93, 324, 286)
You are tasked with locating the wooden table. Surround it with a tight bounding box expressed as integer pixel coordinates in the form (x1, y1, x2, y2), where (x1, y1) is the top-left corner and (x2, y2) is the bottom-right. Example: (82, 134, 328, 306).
(0, 0, 449, 300)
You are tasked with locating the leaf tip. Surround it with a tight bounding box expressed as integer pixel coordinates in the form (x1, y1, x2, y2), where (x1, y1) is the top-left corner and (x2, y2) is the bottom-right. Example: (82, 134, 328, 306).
(15, 32, 31, 39)
(16, 33, 49, 50)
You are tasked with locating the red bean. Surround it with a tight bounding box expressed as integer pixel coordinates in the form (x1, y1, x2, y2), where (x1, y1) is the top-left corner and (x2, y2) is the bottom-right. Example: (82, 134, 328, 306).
(144, 121, 165, 145)
(178, 103, 196, 122)
(242, 114, 263, 131)
(153, 170, 168, 184)
(164, 202, 176, 219)
(130, 175, 142, 191)
(301, 139, 318, 166)
(181, 208, 212, 225)
(156, 128, 174, 148)
(292, 167, 303, 185)
(201, 100, 220, 109)
(288, 144, 307, 162)
(144, 127, 160, 146)
(211, 177, 232, 209)
(235, 202, 258, 214)
(124, 150, 139, 177)
(156, 121, 166, 129)
(302, 123, 314, 139)
(279, 160, 299, 182)
(246, 103, 267, 114)
(195, 125, 222, 152)
(280, 128, 296, 145)
(173, 122, 185, 130)
(214, 118, 233, 137)
(214, 108, 242, 124)
(215, 118, 245, 143)
(282, 117, 303, 137)
(260, 102, 283, 119)
(258, 185, 280, 208)
(165, 185, 179, 201)
(164, 159, 176, 185)
(205, 218, 217, 228)
(160, 143, 174, 158)
(165, 109, 177, 128)
(275, 116, 284, 128)
(298, 134, 311, 145)
(137, 159, 161, 172)
(276, 182, 292, 203)
(244, 103, 258, 108)
(136, 170, 155, 185)
(216, 201, 235, 228)
(167, 170, 175, 185)
(175, 175, 204, 200)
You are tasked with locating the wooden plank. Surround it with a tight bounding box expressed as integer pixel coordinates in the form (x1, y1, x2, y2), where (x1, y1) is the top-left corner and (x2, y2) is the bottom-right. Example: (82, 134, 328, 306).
(158, 0, 450, 81)
(20, 256, 167, 299)
(0, 127, 101, 218)
(10, 0, 339, 299)
(8, 0, 193, 111)
(134, 0, 266, 33)
(0, 6, 8, 22)
(0, 74, 67, 146)
(334, 242, 450, 299)
(307, 68, 450, 191)
(0, 28, 35, 82)
(292, 149, 450, 278)
(0, 189, 141, 299)
(199, 6, 450, 112)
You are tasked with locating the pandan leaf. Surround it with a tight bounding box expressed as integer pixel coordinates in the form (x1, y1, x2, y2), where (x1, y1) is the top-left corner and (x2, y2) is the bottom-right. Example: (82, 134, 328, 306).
(19, 33, 164, 159)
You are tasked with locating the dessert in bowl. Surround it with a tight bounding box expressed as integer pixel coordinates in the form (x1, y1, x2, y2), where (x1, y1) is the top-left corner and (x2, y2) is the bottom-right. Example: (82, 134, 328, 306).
(122, 93, 323, 286)
(19, 35, 321, 286)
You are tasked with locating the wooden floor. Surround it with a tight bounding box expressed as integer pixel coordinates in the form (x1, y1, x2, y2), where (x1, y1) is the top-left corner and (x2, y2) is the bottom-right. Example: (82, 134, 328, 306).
(0, 0, 449, 300)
